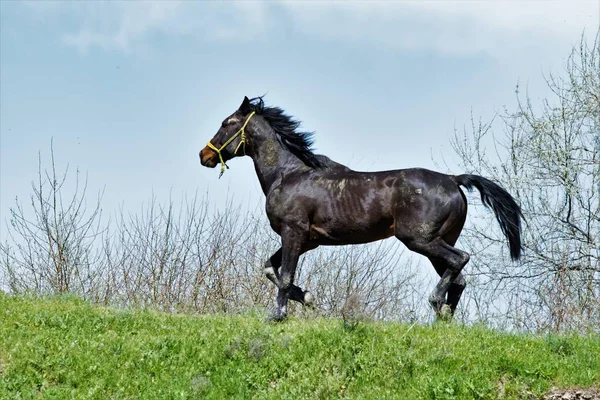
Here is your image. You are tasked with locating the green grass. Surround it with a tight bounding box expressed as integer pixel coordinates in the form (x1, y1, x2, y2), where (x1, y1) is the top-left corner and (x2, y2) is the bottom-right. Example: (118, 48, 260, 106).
(1, 294, 598, 399)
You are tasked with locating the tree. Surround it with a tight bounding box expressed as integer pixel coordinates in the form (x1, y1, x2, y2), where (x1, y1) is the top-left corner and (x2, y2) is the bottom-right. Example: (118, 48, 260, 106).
(452, 31, 599, 332)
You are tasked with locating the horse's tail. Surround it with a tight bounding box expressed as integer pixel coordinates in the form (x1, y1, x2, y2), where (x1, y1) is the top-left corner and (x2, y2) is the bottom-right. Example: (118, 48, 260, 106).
(455, 174, 524, 261)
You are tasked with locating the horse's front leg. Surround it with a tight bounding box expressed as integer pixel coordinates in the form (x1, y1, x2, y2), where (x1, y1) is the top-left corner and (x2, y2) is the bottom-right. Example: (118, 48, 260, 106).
(265, 252, 311, 306)
(268, 226, 306, 322)
(264, 246, 316, 306)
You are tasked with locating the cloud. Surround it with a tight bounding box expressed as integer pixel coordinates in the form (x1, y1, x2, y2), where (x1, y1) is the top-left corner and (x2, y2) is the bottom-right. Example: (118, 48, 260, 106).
(22, 0, 599, 55)
(405, 1, 597, 36)
(22, 1, 271, 53)
(55, 2, 197, 53)
(279, 1, 599, 55)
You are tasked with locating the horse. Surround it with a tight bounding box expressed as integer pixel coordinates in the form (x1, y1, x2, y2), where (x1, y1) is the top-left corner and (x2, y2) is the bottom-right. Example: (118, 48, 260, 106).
(200, 96, 523, 321)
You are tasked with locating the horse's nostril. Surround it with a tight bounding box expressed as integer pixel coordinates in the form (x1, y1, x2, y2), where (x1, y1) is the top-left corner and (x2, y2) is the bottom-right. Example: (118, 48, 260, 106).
(200, 148, 213, 166)
(199, 150, 217, 168)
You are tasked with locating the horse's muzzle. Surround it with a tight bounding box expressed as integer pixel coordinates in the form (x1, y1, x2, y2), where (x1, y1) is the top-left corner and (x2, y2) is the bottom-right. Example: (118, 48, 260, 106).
(200, 147, 218, 168)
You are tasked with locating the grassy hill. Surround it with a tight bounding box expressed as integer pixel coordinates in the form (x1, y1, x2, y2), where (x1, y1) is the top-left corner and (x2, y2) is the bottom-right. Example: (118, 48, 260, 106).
(1, 294, 598, 399)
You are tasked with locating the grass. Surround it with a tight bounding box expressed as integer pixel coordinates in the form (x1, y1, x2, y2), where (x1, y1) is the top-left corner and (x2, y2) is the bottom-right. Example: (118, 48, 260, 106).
(0, 293, 598, 399)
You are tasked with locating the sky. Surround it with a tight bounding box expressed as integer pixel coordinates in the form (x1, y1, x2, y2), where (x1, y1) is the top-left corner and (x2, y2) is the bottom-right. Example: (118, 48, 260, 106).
(1, 0, 599, 244)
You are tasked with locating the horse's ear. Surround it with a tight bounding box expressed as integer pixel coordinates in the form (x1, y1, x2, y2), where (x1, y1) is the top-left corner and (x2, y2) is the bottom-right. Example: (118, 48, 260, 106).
(239, 96, 251, 114)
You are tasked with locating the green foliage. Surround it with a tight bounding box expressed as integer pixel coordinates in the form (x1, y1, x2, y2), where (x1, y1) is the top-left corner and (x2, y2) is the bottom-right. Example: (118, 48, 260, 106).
(1, 294, 599, 399)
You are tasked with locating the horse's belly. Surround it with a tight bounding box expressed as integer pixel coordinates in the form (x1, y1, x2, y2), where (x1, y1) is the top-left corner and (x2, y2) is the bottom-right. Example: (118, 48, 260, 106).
(309, 219, 394, 245)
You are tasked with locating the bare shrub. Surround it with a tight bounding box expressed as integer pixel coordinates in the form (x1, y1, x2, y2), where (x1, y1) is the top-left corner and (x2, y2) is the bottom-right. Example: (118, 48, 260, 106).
(1, 141, 104, 297)
(1, 140, 422, 322)
(298, 241, 424, 322)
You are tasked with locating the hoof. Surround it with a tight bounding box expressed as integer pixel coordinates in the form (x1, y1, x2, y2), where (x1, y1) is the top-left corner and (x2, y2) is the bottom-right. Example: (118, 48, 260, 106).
(440, 304, 451, 315)
(264, 266, 276, 280)
(436, 304, 453, 322)
(303, 291, 315, 307)
(428, 295, 445, 312)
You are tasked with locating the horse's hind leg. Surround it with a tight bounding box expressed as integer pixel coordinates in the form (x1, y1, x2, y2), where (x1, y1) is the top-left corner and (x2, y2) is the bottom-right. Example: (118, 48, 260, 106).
(447, 273, 466, 314)
(264, 245, 316, 306)
(396, 229, 470, 316)
(422, 190, 469, 316)
(430, 259, 467, 315)
(424, 241, 470, 315)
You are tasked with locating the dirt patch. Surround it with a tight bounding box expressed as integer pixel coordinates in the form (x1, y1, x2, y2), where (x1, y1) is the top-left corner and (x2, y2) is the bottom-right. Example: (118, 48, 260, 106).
(544, 387, 600, 400)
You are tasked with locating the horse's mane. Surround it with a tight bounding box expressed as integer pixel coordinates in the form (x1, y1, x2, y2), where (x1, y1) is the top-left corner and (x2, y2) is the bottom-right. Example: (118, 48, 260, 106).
(248, 96, 328, 169)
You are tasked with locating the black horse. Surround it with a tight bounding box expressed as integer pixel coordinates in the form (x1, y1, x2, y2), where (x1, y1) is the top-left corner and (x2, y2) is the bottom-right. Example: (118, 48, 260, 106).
(200, 96, 523, 321)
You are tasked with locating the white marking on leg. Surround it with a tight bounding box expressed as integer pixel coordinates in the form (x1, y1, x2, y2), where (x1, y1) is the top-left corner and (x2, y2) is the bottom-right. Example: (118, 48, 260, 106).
(303, 291, 314, 305)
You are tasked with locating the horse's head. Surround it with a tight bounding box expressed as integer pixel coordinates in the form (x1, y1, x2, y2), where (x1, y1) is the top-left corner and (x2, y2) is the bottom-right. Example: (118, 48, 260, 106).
(200, 96, 255, 176)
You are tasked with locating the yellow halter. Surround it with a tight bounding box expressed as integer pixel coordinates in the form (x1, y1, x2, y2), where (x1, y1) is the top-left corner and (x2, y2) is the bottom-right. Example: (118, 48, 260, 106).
(206, 111, 255, 178)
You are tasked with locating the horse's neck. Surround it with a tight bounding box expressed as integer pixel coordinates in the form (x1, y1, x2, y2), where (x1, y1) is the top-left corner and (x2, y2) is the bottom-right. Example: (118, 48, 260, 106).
(250, 136, 306, 195)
